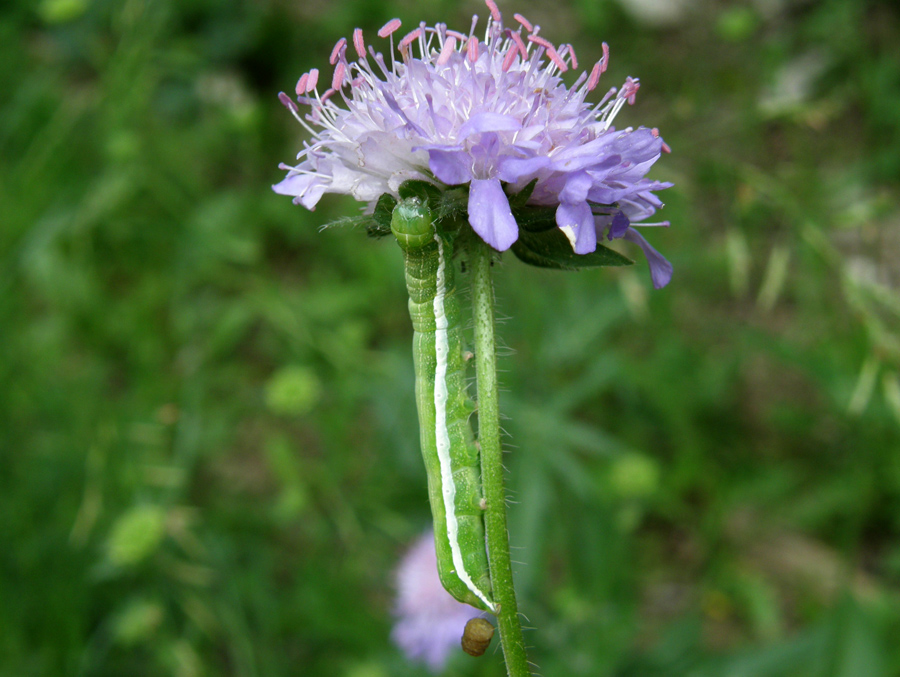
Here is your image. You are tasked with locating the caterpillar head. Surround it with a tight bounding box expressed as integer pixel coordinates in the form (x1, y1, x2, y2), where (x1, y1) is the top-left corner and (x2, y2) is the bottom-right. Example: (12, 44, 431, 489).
(391, 197, 435, 252)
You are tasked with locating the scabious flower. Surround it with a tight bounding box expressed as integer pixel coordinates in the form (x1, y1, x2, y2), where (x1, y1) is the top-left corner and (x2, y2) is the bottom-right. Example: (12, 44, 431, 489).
(274, 1, 674, 287)
(391, 530, 482, 672)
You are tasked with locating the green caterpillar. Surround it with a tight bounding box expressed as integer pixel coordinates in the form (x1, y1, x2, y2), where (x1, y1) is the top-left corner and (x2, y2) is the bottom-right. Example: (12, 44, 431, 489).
(391, 197, 496, 613)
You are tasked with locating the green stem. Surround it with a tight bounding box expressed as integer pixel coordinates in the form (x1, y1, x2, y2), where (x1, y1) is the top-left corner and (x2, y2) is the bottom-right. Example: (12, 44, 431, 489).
(469, 236, 530, 677)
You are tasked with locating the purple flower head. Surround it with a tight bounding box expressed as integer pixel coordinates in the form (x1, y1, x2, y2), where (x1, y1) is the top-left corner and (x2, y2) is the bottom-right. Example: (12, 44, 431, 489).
(274, 1, 674, 286)
(391, 530, 482, 672)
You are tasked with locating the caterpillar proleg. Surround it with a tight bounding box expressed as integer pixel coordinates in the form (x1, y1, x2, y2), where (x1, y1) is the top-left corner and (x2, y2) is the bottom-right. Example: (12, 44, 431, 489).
(391, 197, 496, 613)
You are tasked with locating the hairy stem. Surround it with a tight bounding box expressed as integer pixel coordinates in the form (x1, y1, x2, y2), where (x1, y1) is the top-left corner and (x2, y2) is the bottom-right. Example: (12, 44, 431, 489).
(469, 236, 530, 677)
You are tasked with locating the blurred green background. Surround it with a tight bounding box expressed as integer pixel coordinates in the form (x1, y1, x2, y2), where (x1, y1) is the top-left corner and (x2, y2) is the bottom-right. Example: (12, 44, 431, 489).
(3, 0, 900, 675)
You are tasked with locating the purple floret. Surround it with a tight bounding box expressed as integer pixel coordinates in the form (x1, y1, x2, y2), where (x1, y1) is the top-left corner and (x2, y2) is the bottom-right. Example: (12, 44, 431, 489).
(391, 531, 483, 672)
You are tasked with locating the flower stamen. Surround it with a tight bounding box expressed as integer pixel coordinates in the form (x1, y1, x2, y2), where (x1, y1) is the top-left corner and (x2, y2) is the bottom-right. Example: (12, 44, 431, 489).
(306, 68, 319, 93)
(586, 63, 602, 92)
(509, 30, 528, 60)
(378, 18, 402, 38)
(353, 28, 366, 59)
(467, 36, 480, 63)
(399, 27, 423, 50)
(295, 73, 309, 97)
(485, 0, 502, 23)
(437, 35, 457, 66)
(513, 13, 533, 32)
(527, 35, 567, 73)
(562, 43, 578, 69)
(329, 38, 347, 65)
(501, 42, 519, 71)
(331, 62, 346, 90)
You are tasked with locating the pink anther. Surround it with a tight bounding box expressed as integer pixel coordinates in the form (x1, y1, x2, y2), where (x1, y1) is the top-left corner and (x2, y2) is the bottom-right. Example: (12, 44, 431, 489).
(446, 29, 467, 41)
(437, 35, 457, 66)
(321, 88, 336, 103)
(586, 62, 601, 91)
(651, 127, 659, 137)
(295, 73, 309, 97)
(467, 36, 479, 63)
(331, 62, 346, 90)
(306, 68, 319, 92)
(527, 34, 553, 50)
(352, 28, 366, 58)
(600, 42, 609, 74)
(661, 142, 672, 154)
(377, 18, 402, 38)
(546, 45, 567, 72)
(501, 44, 518, 71)
(484, 0, 502, 22)
(509, 30, 528, 59)
(399, 27, 422, 49)
(513, 13, 533, 32)
(565, 43, 578, 69)
(329, 38, 346, 65)
(621, 76, 639, 104)
(278, 92, 298, 113)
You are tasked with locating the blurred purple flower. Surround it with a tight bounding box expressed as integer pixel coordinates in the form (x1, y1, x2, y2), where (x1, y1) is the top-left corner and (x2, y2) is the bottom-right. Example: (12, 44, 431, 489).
(391, 531, 481, 672)
(274, 1, 673, 287)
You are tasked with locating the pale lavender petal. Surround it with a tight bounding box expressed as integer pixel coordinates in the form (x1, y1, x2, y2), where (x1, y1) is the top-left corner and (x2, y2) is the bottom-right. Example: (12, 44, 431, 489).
(624, 228, 673, 289)
(424, 147, 473, 185)
(272, 174, 327, 210)
(497, 155, 549, 183)
(468, 133, 501, 168)
(609, 127, 663, 162)
(584, 156, 624, 185)
(559, 171, 592, 204)
(549, 137, 619, 173)
(574, 217, 597, 254)
(272, 173, 309, 196)
(469, 178, 518, 251)
(382, 91, 430, 136)
(556, 201, 596, 254)
(458, 112, 522, 139)
(608, 210, 630, 240)
(617, 195, 661, 223)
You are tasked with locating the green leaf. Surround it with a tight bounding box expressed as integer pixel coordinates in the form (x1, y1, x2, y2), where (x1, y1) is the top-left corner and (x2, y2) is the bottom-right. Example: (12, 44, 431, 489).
(511, 205, 558, 233)
(435, 187, 468, 223)
(369, 193, 397, 237)
(511, 226, 633, 270)
(397, 179, 442, 205)
(507, 179, 538, 210)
